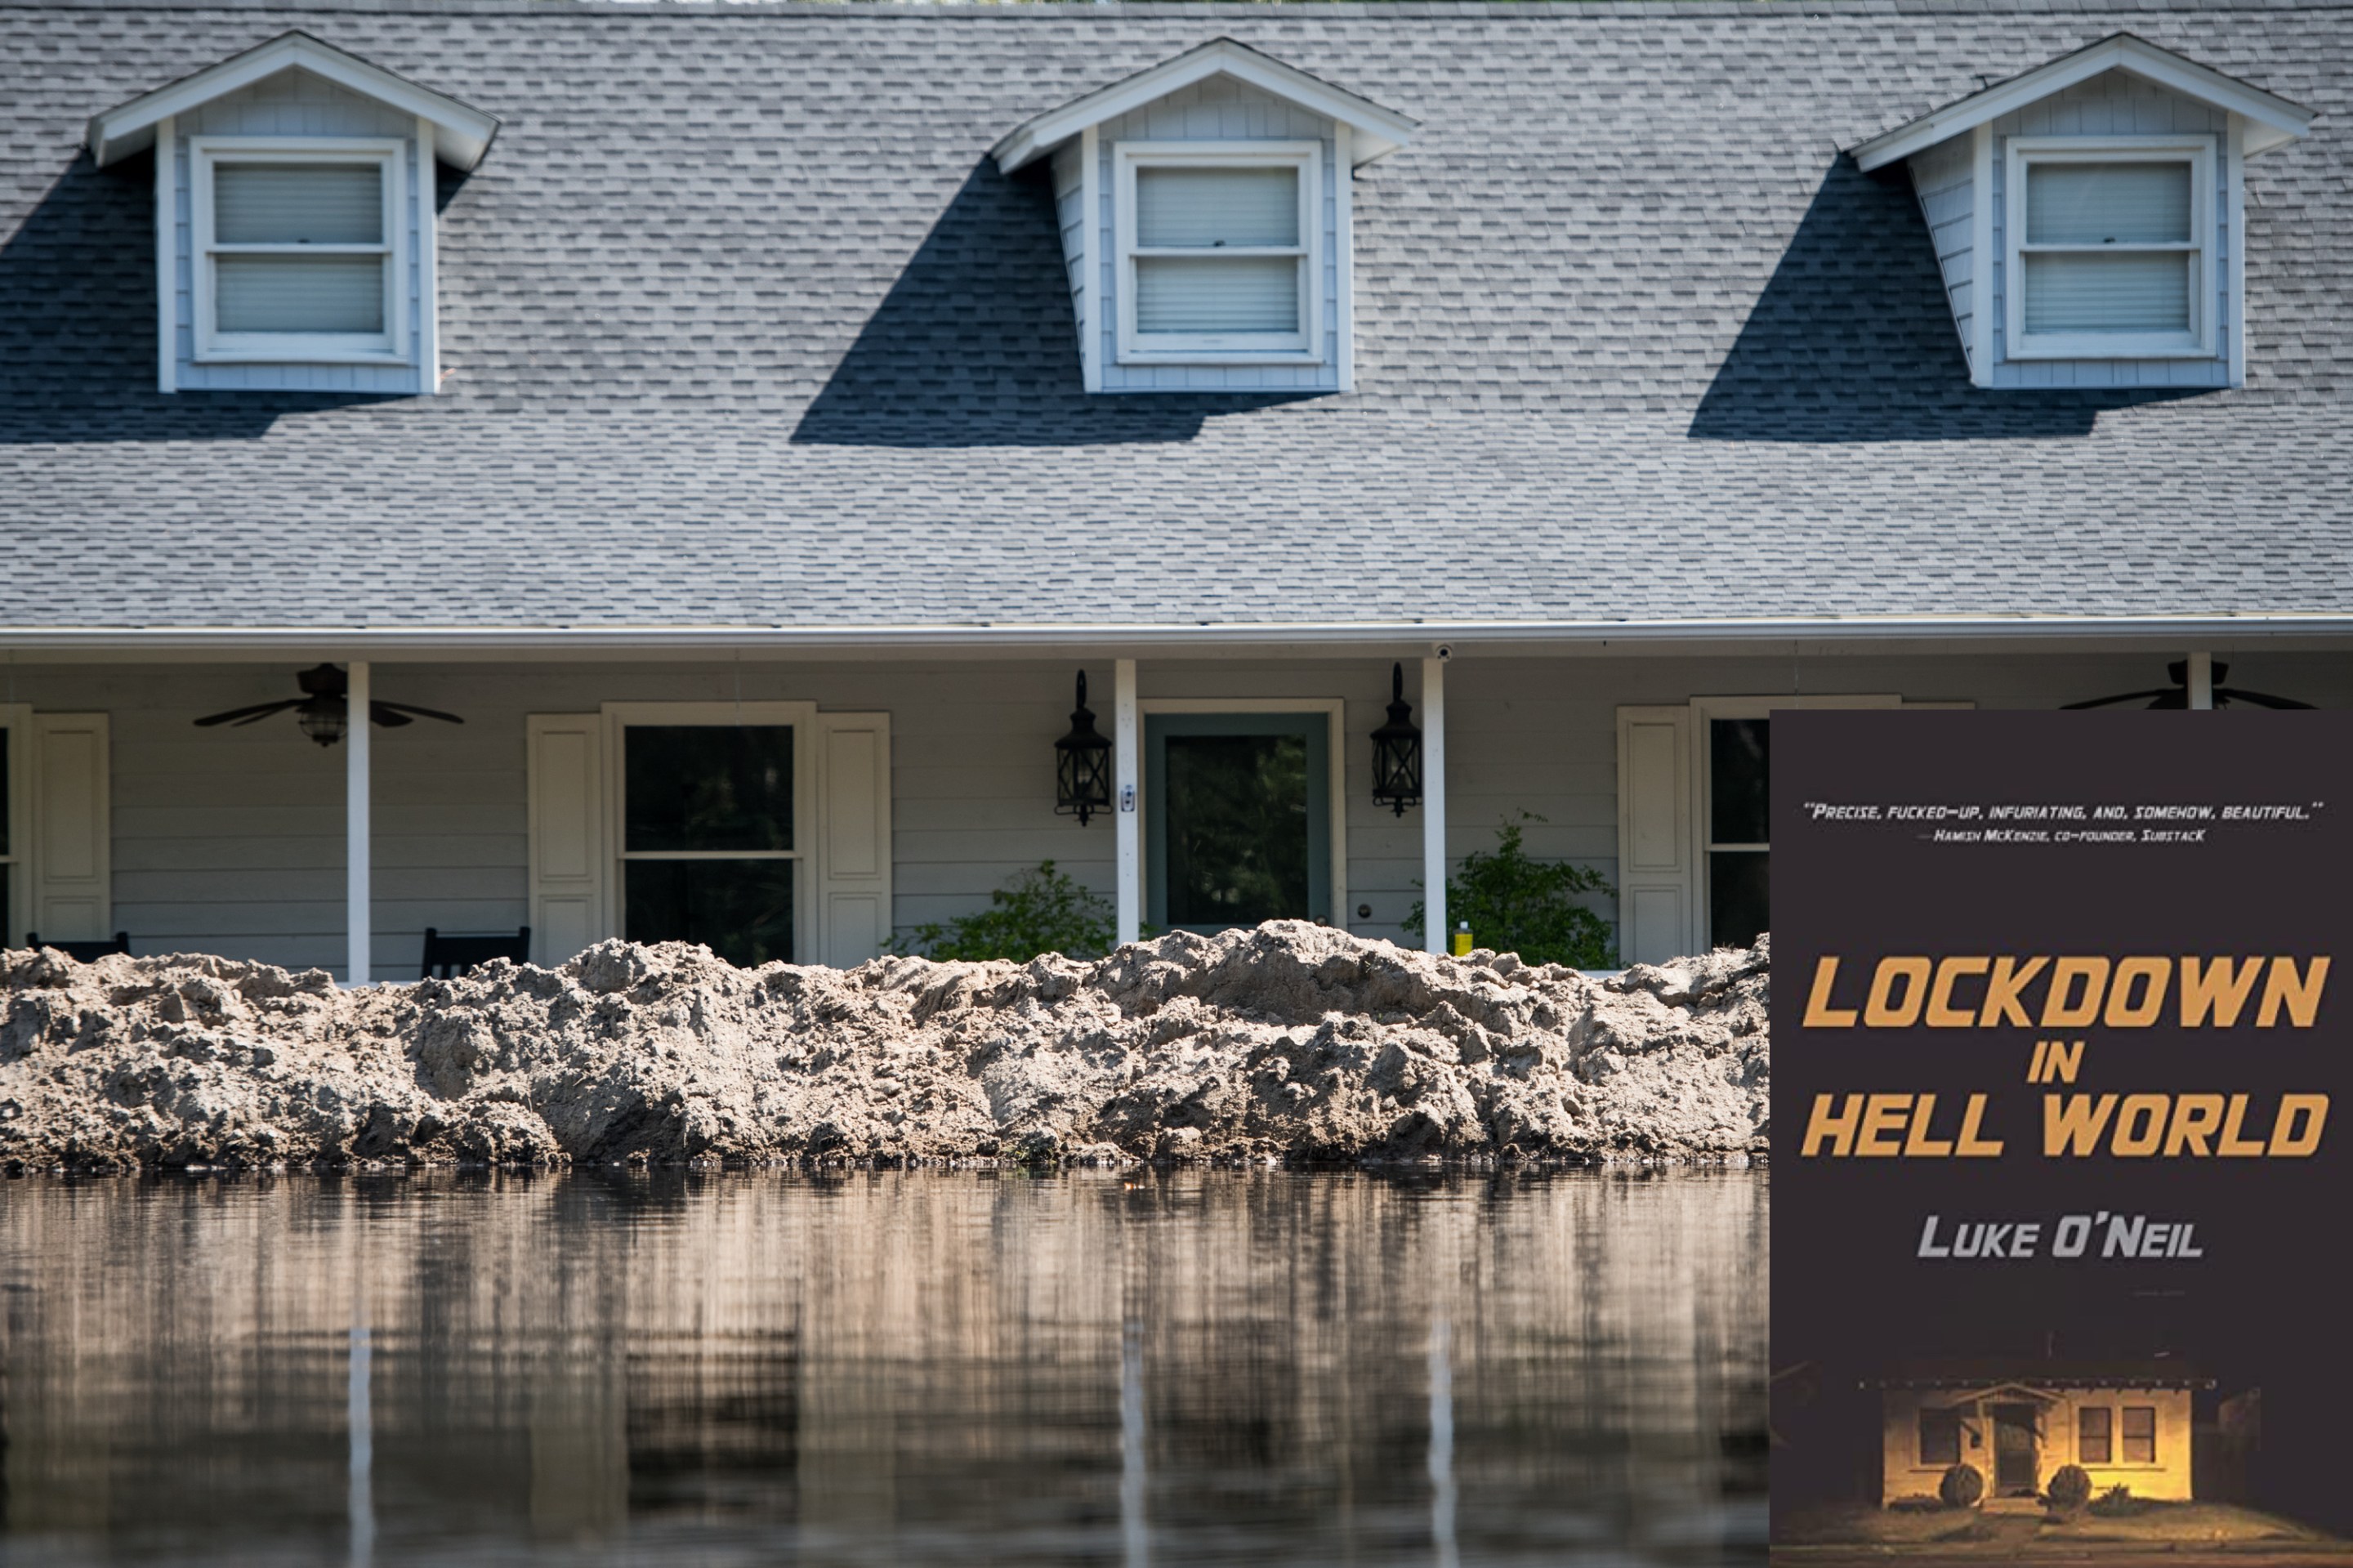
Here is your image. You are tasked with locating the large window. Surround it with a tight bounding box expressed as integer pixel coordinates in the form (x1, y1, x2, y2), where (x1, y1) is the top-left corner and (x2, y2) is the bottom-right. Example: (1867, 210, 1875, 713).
(1919, 1409, 1962, 1467)
(2007, 139, 2212, 360)
(1116, 143, 1319, 364)
(618, 723, 798, 967)
(191, 139, 405, 364)
(2122, 1406, 2156, 1464)
(2078, 1405, 2113, 1464)
(1706, 717, 1770, 951)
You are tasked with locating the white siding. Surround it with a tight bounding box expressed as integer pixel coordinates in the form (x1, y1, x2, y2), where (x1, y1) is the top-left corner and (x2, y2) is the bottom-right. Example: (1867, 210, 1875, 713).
(11, 652, 2352, 976)
(172, 69, 429, 395)
(1905, 133, 1976, 377)
(1986, 69, 2231, 390)
(1092, 77, 1344, 395)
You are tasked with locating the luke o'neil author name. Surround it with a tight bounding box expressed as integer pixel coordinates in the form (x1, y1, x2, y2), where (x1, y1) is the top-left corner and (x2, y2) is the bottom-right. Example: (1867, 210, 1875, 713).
(1917, 1213, 2203, 1259)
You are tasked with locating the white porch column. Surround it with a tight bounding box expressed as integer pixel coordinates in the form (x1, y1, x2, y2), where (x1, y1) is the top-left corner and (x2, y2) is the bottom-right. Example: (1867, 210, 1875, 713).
(1422, 656, 1447, 954)
(2187, 651, 2215, 710)
(346, 660, 372, 985)
(1114, 659, 1140, 946)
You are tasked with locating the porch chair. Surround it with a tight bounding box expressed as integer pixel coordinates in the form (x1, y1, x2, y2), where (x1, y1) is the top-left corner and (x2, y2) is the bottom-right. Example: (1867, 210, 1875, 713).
(25, 931, 131, 961)
(420, 926, 532, 979)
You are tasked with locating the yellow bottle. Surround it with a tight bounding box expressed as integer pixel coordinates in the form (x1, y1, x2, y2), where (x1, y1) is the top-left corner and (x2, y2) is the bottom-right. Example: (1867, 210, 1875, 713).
(1449, 922, 1473, 957)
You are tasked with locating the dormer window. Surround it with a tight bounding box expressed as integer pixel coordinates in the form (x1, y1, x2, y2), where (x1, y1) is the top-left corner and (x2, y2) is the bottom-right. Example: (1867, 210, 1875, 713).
(1851, 34, 2311, 390)
(1117, 145, 1320, 364)
(991, 38, 1415, 395)
(193, 141, 406, 363)
(87, 30, 497, 396)
(2009, 141, 2210, 359)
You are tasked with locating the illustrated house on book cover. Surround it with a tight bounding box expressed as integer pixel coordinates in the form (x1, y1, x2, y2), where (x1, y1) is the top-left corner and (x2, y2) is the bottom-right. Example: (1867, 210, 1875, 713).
(1876, 1363, 2213, 1506)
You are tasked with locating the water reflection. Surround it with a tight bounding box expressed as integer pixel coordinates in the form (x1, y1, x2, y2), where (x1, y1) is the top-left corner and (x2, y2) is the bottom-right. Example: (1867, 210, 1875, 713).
(0, 1169, 1766, 1566)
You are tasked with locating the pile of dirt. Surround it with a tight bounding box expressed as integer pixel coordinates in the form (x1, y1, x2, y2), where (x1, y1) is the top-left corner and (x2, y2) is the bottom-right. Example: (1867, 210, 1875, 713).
(0, 922, 1769, 1172)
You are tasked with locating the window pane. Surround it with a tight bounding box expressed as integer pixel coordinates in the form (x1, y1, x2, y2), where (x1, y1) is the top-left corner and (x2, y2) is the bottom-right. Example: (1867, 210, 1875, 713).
(2023, 252, 2191, 335)
(1709, 718, 1770, 844)
(2026, 161, 2191, 245)
(215, 256, 386, 334)
(1163, 734, 1310, 928)
(2079, 1407, 2112, 1464)
(1920, 1410, 1961, 1466)
(1135, 257, 1301, 335)
(215, 162, 382, 244)
(625, 726, 793, 853)
(2123, 1406, 2155, 1463)
(624, 860, 793, 968)
(1136, 167, 1298, 248)
(1709, 851, 1769, 950)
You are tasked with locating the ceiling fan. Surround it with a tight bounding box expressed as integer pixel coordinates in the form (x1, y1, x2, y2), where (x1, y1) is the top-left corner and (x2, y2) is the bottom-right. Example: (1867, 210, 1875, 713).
(193, 664, 464, 747)
(2063, 659, 2314, 711)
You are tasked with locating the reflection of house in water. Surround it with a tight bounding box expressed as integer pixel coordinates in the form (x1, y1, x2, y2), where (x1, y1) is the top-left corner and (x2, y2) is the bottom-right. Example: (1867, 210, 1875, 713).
(1874, 1364, 2217, 1507)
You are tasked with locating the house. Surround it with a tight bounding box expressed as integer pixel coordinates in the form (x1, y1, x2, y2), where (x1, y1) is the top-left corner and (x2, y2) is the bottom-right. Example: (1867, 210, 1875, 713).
(0, 1, 2345, 981)
(1876, 1364, 2213, 1506)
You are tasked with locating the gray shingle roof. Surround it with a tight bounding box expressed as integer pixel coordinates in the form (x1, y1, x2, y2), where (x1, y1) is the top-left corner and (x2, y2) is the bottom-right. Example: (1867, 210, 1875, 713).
(1, 0, 2346, 637)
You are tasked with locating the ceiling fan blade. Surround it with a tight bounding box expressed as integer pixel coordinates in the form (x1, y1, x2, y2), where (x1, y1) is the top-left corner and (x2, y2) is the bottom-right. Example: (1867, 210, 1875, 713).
(2059, 689, 2176, 710)
(372, 700, 465, 726)
(2213, 688, 2315, 710)
(367, 703, 415, 728)
(194, 699, 304, 727)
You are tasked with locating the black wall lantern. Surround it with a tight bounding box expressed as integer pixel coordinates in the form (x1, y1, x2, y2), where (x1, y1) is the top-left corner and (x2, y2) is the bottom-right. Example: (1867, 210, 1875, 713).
(1369, 662, 1423, 816)
(1055, 671, 1114, 825)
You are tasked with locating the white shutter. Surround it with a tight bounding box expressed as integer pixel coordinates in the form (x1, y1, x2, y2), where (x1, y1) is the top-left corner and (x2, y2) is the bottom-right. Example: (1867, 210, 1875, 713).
(815, 713, 892, 968)
(1136, 168, 1298, 247)
(2025, 163, 2191, 245)
(2020, 159, 2195, 334)
(2021, 253, 2190, 334)
(527, 715, 606, 967)
(214, 163, 383, 243)
(1135, 257, 1301, 333)
(30, 714, 110, 943)
(1614, 706, 1695, 967)
(216, 257, 387, 334)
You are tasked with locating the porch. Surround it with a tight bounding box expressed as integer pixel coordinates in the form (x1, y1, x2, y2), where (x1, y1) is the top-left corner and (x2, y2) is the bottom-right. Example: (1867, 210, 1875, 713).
(2, 643, 2344, 983)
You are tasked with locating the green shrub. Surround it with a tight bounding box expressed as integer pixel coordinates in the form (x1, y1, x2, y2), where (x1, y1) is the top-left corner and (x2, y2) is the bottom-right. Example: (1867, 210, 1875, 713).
(1939, 1463, 1985, 1509)
(2090, 1485, 2145, 1518)
(2046, 1464, 2094, 1513)
(891, 860, 1114, 963)
(1405, 815, 1618, 969)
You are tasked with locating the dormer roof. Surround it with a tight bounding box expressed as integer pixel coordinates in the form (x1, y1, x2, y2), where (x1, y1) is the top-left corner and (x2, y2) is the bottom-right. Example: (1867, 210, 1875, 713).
(990, 38, 1416, 176)
(86, 30, 500, 171)
(1851, 32, 2314, 171)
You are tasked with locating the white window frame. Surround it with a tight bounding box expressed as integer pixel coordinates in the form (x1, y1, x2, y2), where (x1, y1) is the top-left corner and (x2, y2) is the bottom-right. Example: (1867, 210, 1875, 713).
(2004, 136, 2215, 361)
(1114, 141, 1322, 366)
(601, 702, 818, 963)
(190, 136, 409, 365)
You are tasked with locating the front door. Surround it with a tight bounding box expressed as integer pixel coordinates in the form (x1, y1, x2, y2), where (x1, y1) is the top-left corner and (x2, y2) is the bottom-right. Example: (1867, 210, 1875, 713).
(1991, 1405, 2039, 1495)
(1145, 713, 1330, 933)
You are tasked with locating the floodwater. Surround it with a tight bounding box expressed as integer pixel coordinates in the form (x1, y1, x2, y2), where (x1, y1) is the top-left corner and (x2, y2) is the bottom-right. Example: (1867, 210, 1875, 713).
(0, 1168, 1766, 1566)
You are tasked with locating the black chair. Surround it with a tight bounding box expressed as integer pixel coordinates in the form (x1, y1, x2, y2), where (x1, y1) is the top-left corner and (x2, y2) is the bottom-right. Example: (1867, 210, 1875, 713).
(420, 926, 531, 979)
(25, 931, 130, 961)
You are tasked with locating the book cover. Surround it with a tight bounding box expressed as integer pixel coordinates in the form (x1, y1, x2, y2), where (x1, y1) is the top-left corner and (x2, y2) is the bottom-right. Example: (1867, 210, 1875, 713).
(1771, 711, 2351, 1557)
